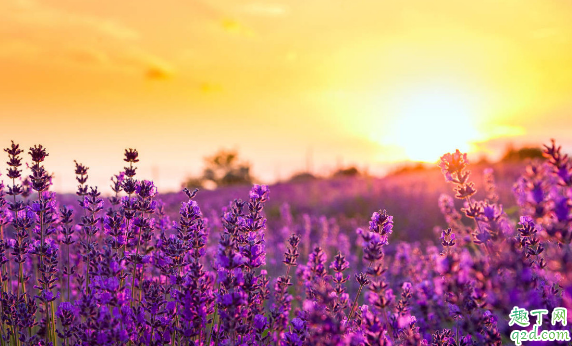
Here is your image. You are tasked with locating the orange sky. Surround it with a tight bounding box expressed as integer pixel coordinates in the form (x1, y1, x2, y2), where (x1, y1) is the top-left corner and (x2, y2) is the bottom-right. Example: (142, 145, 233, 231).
(1, 0, 572, 192)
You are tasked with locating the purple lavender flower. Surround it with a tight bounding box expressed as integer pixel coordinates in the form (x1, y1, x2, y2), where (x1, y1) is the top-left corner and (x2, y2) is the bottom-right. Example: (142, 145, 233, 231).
(28, 145, 51, 193)
(0, 140, 570, 346)
(369, 209, 394, 239)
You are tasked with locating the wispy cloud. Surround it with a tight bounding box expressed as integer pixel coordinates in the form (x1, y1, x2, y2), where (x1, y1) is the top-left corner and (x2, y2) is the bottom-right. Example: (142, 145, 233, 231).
(0, 0, 175, 80)
(4, 0, 139, 41)
(108, 48, 175, 80)
(145, 66, 173, 81)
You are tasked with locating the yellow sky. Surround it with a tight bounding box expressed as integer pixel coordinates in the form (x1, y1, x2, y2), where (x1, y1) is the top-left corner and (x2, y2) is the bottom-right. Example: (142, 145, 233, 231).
(1, 0, 572, 192)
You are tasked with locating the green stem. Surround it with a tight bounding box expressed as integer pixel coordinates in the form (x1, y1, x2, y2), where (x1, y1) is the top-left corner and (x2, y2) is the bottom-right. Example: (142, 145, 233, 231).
(13, 326, 20, 346)
(130, 218, 143, 309)
(86, 205, 95, 294)
(382, 307, 393, 336)
(206, 280, 219, 346)
(51, 300, 57, 343)
(173, 265, 182, 346)
(18, 264, 26, 296)
(119, 177, 132, 294)
(348, 261, 374, 320)
(348, 284, 364, 321)
(38, 188, 49, 345)
(67, 243, 71, 301)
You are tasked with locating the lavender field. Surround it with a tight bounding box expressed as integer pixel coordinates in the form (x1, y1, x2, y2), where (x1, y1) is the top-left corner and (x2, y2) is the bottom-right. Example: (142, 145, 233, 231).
(0, 140, 571, 346)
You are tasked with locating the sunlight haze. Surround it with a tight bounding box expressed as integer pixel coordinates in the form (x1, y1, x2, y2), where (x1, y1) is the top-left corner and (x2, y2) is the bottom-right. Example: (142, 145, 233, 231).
(1, 0, 572, 192)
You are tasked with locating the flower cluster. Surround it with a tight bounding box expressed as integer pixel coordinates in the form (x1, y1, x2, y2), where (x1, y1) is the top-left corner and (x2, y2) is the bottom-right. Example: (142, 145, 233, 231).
(0, 139, 571, 346)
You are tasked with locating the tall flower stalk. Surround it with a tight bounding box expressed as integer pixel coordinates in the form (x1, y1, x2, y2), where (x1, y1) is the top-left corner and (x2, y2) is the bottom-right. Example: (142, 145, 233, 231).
(5, 142, 25, 295)
(349, 209, 393, 322)
(28, 144, 56, 344)
(129, 180, 156, 306)
(122, 148, 139, 259)
(79, 186, 103, 294)
(74, 161, 89, 291)
(439, 150, 487, 246)
(59, 206, 75, 301)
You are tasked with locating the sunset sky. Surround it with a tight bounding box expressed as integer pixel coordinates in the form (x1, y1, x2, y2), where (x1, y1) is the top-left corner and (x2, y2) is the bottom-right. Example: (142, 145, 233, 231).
(1, 0, 572, 193)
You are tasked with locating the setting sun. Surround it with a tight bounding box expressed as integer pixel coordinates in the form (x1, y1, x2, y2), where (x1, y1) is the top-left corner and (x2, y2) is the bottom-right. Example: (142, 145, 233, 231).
(384, 85, 481, 162)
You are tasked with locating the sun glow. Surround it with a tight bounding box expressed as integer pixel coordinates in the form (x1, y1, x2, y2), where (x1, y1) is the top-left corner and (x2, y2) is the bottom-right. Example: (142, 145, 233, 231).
(385, 85, 483, 162)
